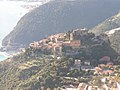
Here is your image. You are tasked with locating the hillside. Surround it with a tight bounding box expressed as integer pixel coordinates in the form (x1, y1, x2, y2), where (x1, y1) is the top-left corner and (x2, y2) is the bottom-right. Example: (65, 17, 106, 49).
(2, 0, 120, 51)
(106, 28, 120, 54)
(0, 30, 118, 90)
(89, 12, 120, 54)
(0, 54, 68, 90)
(90, 12, 120, 35)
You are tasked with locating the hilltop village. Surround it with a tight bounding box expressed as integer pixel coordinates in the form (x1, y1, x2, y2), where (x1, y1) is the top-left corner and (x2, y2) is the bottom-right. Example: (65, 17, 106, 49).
(29, 29, 82, 56)
(16, 29, 120, 90)
(0, 29, 119, 90)
(28, 28, 108, 57)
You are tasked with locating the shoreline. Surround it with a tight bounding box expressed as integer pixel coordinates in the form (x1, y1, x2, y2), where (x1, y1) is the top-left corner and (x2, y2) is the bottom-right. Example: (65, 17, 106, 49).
(0, 0, 44, 48)
(0, 52, 10, 57)
(0, 52, 8, 61)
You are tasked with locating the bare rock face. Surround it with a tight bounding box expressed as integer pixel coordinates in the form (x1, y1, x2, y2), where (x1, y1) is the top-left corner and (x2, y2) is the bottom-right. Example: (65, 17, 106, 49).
(2, 0, 120, 51)
(107, 28, 120, 54)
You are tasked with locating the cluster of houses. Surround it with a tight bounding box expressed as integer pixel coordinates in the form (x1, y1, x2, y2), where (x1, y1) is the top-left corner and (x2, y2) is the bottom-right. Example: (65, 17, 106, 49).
(70, 59, 94, 71)
(61, 77, 120, 90)
(69, 56, 114, 75)
(60, 55, 119, 90)
(29, 29, 87, 56)
(60, 58, 120, 90)
(94, 56, 114, 75)
(27, 29, 120, 90)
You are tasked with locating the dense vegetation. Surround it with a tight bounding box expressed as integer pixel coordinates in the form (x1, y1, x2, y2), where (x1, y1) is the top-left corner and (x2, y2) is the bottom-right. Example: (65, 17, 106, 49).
(89, 12, 120, 54)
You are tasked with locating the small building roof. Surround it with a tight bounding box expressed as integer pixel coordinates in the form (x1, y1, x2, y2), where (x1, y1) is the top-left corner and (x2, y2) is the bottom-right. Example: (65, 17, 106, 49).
(99, 56, 110, 62)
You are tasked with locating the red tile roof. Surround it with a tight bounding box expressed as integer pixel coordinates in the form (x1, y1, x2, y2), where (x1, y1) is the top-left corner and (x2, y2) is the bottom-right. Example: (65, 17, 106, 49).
(63, 40, 80, 48)
(99, 56, 110, 62)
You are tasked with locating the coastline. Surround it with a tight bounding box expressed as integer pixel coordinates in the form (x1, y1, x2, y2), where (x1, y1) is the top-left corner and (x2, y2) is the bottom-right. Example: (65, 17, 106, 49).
(0, 54, 7, 61)
(0, 1, 44, 49)
(0, 51, 11, 61)
(0, 0, 50, 61)
(0, 52, 10, 57)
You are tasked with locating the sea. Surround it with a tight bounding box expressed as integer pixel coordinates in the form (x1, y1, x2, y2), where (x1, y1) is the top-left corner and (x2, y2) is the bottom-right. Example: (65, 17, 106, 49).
(0, 0, 48, 61)
(0, 54, 7, 61)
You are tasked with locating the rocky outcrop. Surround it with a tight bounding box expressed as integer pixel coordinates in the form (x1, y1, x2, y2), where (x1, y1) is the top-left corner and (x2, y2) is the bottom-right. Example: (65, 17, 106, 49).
(106, 28, 120, 54)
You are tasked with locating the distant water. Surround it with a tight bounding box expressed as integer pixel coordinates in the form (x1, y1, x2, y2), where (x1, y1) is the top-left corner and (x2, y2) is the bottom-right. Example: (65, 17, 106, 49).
(0, 53, 7, 61)
(0, 1, 44, 61)
(0, 1, 43, 46)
